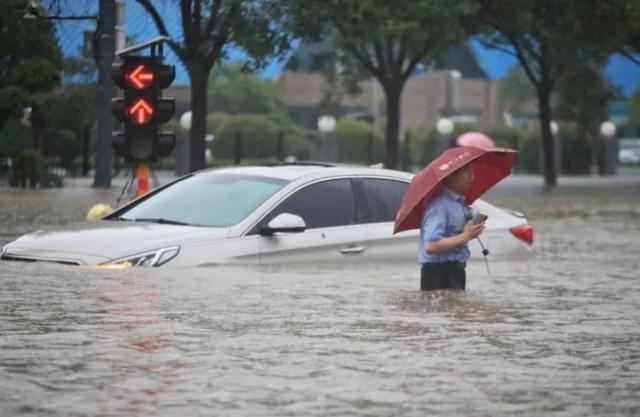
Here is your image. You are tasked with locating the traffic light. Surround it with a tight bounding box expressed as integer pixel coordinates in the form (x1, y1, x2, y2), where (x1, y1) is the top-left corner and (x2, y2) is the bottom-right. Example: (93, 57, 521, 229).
(111, 56, 176, 162)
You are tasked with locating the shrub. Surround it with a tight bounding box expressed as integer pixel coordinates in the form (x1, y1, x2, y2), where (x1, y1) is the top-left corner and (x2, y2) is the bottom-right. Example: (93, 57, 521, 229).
(334, 117, 384, 164)
(8, 150, 62, 188)
(558, 122, 592, 175)
(483, 126, 522, 149)
(406, 125, 438, 170)
(210, 113, 312, 161)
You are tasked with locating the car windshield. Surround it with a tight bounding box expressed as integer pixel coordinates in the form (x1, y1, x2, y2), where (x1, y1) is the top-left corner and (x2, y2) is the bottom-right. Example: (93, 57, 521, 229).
(117, 173, 289, 227)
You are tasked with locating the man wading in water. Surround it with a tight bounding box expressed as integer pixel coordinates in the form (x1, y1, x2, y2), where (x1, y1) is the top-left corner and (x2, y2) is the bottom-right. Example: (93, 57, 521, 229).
(419, 164, 485, 291)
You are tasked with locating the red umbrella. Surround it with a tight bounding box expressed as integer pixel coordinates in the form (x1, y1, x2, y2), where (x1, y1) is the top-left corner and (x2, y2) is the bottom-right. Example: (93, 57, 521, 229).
(394, 146, 517, 234)
(456, 131, 495, 148)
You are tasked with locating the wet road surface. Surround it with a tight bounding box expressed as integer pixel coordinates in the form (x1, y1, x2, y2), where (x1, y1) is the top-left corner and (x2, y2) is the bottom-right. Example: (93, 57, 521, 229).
(1, 173, 639, 416)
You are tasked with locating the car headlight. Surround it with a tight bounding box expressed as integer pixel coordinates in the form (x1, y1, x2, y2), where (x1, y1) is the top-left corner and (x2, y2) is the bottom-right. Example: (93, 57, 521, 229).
(102, 246, 180, 268)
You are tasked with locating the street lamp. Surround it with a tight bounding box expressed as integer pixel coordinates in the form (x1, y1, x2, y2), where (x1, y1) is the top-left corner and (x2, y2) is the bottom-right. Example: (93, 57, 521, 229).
(179, 111, 192, 131)
(598, 120, 617, 176)
(550, 120, 561, 176)
(599, 121, 616, 138)
(435, 117, 454, 154)
(316, 115, 337, 162)
(176, 111, 192, 175)
(317, 115, 336, 134)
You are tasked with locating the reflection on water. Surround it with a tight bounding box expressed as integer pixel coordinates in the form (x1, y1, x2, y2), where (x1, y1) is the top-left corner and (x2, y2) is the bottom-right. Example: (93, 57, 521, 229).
(1, 215, 639, 416)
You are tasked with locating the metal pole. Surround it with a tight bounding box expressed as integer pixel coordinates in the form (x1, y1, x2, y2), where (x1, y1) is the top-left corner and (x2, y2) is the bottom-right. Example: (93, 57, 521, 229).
(93, 0, 115, 187)
(366, 132, 373, 166)
(82, 124, 90, 176)
(136, 163, 149, 197)
(234, 131, 242, 165)
(277, 132, 284, 161)
(403, 133, 410, 171)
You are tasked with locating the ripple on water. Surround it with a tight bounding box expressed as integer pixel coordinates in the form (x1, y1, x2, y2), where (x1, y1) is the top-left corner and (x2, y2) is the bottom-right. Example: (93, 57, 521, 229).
(1, 215, 639, 416)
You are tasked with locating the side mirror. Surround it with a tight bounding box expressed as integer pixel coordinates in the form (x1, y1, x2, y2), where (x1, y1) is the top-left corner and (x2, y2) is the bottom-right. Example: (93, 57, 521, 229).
(259, 213, 306, 236)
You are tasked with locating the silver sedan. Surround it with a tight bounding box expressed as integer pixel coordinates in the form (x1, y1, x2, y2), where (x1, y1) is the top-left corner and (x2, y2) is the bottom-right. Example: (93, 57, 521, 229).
(1, 165, 533, 267)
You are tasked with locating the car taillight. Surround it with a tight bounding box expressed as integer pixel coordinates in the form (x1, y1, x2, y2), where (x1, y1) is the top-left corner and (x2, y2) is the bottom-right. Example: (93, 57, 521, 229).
(510, 224, 533, 244)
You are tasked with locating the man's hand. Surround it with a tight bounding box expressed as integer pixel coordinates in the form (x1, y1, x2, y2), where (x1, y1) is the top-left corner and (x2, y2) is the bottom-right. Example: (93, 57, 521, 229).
(424, 220, 486, 254)
(462, 219, 485, 241)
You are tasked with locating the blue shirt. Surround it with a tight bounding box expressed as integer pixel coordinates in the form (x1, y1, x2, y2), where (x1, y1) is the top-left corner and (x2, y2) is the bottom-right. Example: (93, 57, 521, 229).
(418, 186, 471, 265)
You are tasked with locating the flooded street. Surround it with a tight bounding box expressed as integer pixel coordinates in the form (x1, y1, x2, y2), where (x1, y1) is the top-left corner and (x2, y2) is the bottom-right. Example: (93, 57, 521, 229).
(1, 174, 640, 416)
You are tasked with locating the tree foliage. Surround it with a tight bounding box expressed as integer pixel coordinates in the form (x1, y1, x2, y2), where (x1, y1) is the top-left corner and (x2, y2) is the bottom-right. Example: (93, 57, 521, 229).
(208, 62, 288, 118)
(499, 65, 536, 113)
(554, 62, 617, 136)
(0, 0, 62, 133)
(281, 0, 474, 169)
(38, 85, 97, 172)
(471, 0, 632, 185)
(138, 0, 289, 172)
(629, 88, 640, 128)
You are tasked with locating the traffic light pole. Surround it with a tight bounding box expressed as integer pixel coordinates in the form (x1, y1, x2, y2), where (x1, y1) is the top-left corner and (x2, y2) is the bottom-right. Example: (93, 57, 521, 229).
(135, 163, 149, 197)
(94, 0, 116, 187)
(110, 37, 175, 203)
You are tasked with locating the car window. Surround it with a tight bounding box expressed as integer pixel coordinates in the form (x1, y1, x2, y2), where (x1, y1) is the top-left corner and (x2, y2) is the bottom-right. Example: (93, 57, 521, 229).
(116, 173, 288, 227)
(259, 179, 356, 230)
(357, 178, 408, 223)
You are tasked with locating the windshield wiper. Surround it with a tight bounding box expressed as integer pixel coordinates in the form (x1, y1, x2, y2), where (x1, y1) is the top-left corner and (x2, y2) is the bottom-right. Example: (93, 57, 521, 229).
(132, 217, 193, 226)
(110, 216, 134, 222)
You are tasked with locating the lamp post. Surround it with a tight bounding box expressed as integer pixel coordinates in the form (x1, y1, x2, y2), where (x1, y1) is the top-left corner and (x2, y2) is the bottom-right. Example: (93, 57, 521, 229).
(316, 115, 337, 162)
(177, 111, 192, 176)
(550, 120, 561, 176)
(598, 120, 617, 176)
(435, 117, 454, 155)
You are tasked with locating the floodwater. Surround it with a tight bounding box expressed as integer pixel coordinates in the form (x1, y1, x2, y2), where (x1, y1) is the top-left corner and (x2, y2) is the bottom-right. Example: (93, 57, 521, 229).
(1, 176, 640, 416)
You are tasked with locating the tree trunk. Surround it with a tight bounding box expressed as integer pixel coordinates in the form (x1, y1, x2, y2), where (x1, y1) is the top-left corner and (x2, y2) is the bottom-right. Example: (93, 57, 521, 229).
(537, 84, 557, 186)
(383, 83, 403, 170)
(188, 67, 209, 172)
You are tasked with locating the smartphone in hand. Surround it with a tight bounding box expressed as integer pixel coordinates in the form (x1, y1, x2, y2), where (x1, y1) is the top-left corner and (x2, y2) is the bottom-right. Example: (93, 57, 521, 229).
(471, 212, 488, 224)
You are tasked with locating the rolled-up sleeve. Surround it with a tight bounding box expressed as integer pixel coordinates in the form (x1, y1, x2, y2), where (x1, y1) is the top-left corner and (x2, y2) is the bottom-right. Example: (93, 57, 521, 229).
(421, 205, 447, 242)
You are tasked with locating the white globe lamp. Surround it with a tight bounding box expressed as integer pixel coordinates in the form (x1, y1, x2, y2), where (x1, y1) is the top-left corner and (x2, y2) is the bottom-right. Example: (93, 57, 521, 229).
(180, 111, 192, 131)
(317, 115, 337, 133)
(599, 121, 616, 138)
(436, 117, 454, 136)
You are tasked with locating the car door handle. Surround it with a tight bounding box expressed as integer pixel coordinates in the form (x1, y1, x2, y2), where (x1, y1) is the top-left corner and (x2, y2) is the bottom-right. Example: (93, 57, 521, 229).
(340, 245, 366, 255)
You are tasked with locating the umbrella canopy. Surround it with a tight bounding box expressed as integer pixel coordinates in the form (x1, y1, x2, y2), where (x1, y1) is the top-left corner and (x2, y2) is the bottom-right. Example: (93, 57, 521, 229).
(456, 131, 495, 148)
(394, 146, 517, 234)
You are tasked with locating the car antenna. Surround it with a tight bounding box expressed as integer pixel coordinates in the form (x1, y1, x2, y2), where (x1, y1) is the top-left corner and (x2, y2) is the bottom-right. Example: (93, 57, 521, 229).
(477, 237, 490, 274)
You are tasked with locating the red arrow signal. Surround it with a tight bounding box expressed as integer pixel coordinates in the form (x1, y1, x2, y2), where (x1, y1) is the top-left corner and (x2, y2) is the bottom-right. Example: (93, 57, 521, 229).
(126, 64, 154, 90)
(128, 99, 154, 125)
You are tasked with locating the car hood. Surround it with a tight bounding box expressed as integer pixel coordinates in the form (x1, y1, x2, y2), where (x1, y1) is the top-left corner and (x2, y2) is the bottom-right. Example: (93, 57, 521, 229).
(3, 220, 229, 265)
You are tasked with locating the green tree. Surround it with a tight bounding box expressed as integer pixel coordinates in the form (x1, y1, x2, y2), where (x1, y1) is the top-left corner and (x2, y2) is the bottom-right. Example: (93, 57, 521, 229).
(0, 0, 62, 132)
(499, 65, 536, 113)
(137, 0, 289, 173)
(472, 0, 630, 185)
(554, 62, 617, 171)
(0, 0, 62, 187)
(38, 85, 97, 174)
(281, 0, 474, 169)
(208, 62, 288, 117)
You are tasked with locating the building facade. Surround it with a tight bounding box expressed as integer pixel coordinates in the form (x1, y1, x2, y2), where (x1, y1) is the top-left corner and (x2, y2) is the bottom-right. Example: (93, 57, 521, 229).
(273, 69, 510, 134)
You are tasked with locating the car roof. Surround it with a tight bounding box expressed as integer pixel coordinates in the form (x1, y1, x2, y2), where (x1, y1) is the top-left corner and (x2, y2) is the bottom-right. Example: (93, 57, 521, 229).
(193, 163, 414, 182)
